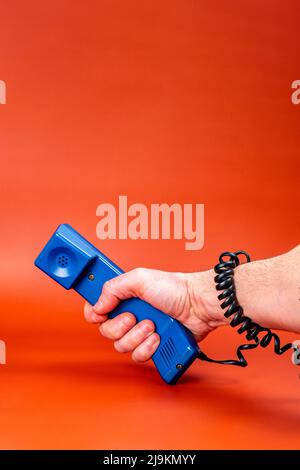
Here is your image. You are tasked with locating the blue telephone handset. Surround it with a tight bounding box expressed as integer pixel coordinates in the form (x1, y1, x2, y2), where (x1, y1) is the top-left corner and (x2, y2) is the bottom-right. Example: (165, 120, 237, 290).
(34, 224, 200, 384)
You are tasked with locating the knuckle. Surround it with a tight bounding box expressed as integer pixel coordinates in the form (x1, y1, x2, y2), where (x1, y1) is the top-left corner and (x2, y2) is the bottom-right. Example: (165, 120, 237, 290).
(99, 322, 108, 336)
(131, 350, 140, 362)
(115, 324, 127, 338)
(114, 335, 133, 353)
(114, 315, 133, 337)
(133, 267, 147, 279)
(85, 313, 95, 324)
(100, 314, 135, 340)
(114, 341, 125, 353)
(132, 341, 153, 363)
(102, 280, 113, 294)
(132, 348, 149, 363)
(142, 342, 153, 358)
(99, 320, 114, 338)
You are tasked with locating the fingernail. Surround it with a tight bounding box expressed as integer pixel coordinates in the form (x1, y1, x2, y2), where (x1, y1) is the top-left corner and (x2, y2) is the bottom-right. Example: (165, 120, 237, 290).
(123, 315, 133, 326)
(141, 322, 153, 334)
(151, 334, 160, 346)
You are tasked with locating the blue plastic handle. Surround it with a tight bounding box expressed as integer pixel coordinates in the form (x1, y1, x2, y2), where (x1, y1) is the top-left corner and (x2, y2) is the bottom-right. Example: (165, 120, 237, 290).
(34, 224, 200, 384)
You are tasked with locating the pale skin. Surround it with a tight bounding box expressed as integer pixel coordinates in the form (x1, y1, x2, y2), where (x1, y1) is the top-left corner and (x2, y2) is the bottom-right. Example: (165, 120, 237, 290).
(84, 246, 300, 363)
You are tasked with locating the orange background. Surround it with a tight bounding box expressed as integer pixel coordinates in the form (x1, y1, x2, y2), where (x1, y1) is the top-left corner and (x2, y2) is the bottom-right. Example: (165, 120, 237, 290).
(0, 0, 299, 449)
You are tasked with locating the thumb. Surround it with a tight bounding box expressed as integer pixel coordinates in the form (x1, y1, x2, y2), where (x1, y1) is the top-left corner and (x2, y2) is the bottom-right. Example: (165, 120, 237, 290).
(92, 268, 149, 315)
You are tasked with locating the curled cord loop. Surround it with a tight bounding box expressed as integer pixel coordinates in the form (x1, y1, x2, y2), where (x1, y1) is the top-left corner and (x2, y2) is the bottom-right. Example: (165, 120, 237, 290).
(199, 250, 300, 367)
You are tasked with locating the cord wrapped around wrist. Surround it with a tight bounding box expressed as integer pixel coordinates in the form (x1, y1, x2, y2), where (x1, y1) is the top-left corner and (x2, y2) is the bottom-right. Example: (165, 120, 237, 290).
(198, 250, 300, 368)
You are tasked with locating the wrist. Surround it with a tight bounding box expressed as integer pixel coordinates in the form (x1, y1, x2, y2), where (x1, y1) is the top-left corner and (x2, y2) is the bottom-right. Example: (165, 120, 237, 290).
(185, 258, 281, 330)
(186, 270, 228, 328)
(185, 246, 300, 338)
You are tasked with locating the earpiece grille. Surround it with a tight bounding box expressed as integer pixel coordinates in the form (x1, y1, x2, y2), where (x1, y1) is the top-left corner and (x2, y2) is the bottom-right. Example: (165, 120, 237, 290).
(57, 255, 69, 267)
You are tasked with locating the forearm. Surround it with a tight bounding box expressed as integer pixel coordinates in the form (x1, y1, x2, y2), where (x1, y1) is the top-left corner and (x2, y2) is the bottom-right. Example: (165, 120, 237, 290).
(189, 246, 300, 335)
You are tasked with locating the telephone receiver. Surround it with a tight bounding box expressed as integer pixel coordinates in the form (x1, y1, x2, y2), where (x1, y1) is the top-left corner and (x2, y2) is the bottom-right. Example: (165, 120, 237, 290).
(34, 224, 200, 384)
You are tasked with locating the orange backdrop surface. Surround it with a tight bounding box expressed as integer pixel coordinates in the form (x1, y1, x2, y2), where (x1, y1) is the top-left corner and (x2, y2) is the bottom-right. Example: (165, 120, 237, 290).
(0, 0, 299, 449)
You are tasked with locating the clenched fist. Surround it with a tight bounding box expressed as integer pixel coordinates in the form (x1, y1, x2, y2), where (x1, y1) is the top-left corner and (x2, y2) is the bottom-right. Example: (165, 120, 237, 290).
(84, 268, 225, 362)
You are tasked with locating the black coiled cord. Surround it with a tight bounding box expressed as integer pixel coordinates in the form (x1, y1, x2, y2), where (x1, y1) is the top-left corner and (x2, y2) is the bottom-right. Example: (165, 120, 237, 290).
(198, 250, 300, 367)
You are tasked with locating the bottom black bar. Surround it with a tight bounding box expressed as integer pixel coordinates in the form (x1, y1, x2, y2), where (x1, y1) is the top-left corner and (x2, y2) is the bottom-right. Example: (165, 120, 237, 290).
(0, 450, 299, 467)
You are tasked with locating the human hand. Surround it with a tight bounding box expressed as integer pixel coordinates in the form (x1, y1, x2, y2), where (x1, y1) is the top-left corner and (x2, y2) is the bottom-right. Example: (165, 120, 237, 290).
(84, 268, 226, 363)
